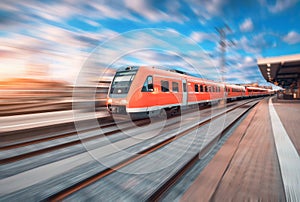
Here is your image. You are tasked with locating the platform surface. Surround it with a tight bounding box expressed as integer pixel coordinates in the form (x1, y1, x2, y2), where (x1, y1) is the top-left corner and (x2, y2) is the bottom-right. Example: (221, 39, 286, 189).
(182, 97, 300, 201)
(272, 98, 300, 155)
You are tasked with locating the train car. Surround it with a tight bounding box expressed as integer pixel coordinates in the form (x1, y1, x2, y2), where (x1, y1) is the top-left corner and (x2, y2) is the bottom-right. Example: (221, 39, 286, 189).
(106, 66, 224, 117)
(267, 89, 275, 96)
(245, 86, 269, 97)
(225, 84, 245, 101)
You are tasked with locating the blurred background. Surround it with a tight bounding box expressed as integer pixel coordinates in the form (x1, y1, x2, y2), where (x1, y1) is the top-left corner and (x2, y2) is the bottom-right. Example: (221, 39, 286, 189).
(0, 0, 299, 112)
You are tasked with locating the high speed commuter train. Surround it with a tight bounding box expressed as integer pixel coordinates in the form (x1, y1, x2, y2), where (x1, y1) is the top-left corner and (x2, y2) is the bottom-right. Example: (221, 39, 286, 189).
(106, 66, 270, 117)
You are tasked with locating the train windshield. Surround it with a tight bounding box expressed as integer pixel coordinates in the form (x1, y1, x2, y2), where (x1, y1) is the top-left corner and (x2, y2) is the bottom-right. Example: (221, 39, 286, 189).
(109, 70, 136, 97)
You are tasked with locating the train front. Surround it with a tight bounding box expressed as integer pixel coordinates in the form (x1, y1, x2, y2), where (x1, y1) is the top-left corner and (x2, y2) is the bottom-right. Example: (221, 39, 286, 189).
(106, 66, 137, 115)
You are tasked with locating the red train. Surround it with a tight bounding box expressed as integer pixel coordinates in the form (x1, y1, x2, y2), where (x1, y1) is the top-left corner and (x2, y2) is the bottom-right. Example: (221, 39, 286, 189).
(106, 66, 271, 116)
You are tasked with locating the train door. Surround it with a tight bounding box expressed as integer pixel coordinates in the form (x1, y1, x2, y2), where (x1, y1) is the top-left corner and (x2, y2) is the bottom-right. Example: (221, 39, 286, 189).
(182, 79, 188, 105)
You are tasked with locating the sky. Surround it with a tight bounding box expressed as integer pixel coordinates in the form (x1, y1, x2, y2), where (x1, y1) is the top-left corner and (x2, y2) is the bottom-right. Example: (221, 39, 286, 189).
(0, 0, 299, 86)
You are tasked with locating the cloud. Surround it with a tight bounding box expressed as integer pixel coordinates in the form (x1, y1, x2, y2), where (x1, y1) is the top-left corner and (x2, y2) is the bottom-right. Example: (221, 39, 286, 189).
(224, 53, 263, 84)
(83, 19, 101, 27)
(234, 36, 260, 54)
(123, 0, 188, 23)
(80, 29, 221, 82)
(239, 18, 254, 32)
(1, 1, 294, 85)
(259, 0, 299, 13)
(89, 1, 137, 21)
(0, 20, 120, 83)
(190, 31, 218, 43)
(283, 31, 300, 44)
(185, 0, 225, 20)
(233, 33, 279, 55)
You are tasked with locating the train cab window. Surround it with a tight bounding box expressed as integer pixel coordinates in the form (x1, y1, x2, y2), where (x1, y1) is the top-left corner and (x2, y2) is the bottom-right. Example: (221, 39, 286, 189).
(200, 85, 204, 92)
(141, 76, 154, 92)
(161, 80, 169, 92)
(110, 70, 137, 95)
(194, 84, 199, 92)
(172, 82, 179, 92)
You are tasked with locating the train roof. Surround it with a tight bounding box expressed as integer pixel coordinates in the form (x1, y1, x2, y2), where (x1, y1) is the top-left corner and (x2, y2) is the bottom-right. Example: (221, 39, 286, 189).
(225, 84, 246, 90)
(116, 66, 269, 88)
(246, 86, 268, 90)
(116, 66, 140, 71)
(116, 66, 224, 85)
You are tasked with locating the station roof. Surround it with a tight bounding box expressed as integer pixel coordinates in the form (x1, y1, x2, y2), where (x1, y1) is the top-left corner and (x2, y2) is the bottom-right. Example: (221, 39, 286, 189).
(257, 54, 300, 87)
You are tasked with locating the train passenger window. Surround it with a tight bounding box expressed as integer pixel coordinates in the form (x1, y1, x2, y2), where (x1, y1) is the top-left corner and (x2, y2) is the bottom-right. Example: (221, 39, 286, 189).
(183, 83, 187, 92)
(161, 80, 169, 92)
(172, 82, 179, 92)
(194, 84, 199, 92)
(141, 76, 153, 92)
(205, 86, 208, 92)
(200, 85, 204, 92)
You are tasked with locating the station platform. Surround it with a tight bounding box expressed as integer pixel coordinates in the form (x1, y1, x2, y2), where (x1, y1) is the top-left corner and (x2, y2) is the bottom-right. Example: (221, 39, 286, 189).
(182, 97, 300, 201)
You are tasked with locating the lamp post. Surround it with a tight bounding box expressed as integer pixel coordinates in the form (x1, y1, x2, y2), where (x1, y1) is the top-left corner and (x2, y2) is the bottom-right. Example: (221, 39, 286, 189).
(216, 24, 235, 106)
(216, 24, 234, 83)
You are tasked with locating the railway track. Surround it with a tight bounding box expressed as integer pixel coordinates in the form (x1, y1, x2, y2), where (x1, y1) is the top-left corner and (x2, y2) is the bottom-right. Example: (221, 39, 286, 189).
(0, 101, 72, 116)
(0, 100, 109, 117)
(0, 105, 209, 177)
(0, 118, 151, 164)
(49, 99, 261, 201)
(0, 98, 262, 200)
(0, 115, 109, 147)
(0, 103, 211, 165)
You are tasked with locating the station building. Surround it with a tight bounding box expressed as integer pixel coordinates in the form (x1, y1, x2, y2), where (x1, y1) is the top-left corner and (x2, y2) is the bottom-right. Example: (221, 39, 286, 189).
(257, 54, 300, 99)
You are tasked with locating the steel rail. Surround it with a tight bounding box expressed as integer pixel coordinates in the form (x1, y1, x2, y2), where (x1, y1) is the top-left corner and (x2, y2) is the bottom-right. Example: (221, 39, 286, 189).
(48, 99, 261, 201)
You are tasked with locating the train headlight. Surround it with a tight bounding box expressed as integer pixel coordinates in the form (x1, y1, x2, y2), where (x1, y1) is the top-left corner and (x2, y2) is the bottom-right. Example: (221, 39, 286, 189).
(107, 98, 112, 103)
